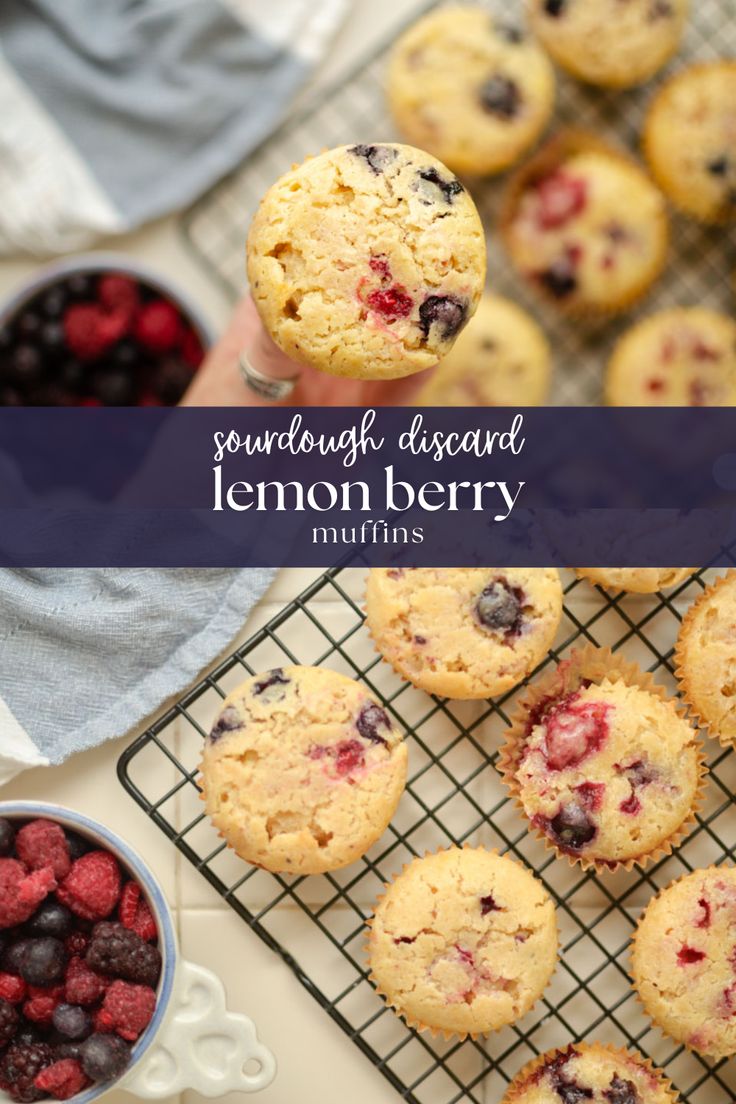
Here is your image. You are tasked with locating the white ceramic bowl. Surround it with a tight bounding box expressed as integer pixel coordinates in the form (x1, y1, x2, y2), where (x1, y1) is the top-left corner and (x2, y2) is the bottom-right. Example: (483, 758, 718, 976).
(0, 802, 276, 1100)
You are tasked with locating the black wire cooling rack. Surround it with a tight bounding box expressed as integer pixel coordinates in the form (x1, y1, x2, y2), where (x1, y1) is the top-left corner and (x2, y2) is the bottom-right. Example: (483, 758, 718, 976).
(180, 0, 736, 407)
(118, 567, 736, 1104)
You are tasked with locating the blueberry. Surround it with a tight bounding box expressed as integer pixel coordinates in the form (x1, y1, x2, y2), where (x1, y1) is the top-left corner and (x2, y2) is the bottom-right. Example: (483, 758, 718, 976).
(544, 0, 567, 14)
(52, 1003, 92, 1042)
(253, 668, 290, 697)
(416, 167, 465, 205)
(152, 359, 194, 404)
(604, 1076, 639, 1104)
(0, 386, 23, 407)
(557, 1084, 594, 1104)
(66, 273, 95, 299)
(64, 830, 90, 863)
(707, 155, 730, 177)
(476, 579, 524, 635)
(349, 145, 398, 175)
(480, 894, 500, 915)
(548, 804, 597, 852)
(108, 339, 138, 372)
(29, 383, 68, 407)
(418, 295, 468, 341)
(40, 321, 65, 357)
(19, 938, 67, 987)
(540, 258, 578, 299)
(356, 703, 391, 746)
(80, 1033, 131, 1082)
(59, 359, 86, 393)
(0, 817, 15, 856)
(479, 75, 521, 119)
(0, 327, 13, 353)
(27, 901, 74, 940)
(10, 345, 43, 387)
(54, 1042, 82, 1062)
(92, 367, 135, 406)
(209, 705, 243, 743)
(41, 287, 68, 320)
(16, 312, 41, 341)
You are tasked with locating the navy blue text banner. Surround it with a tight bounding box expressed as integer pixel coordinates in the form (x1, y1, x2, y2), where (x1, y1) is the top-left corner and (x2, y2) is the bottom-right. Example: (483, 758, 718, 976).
(2, 407, 736, 568)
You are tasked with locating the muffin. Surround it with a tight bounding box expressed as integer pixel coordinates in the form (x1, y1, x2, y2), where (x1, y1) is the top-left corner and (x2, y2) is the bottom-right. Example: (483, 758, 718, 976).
(632, 866, 736, 1060)
(368, 847, 558, 1038)
(528, 0, 689, 90)
(199, 666, 408, 875)
(247, 143, 487, 380)
(606, 308, 736, 406)
(365, 567, 563, 700)
(577, 568, 696, 595)
(502, 133, 669, 314)
(502, 1042, 677, 1104)
(418, 294, 552, 406)
(644, 62, 736, 223)
(387, 6, 555, 177)
(676, 571, 736, 749)
(500, 646, 704, 870)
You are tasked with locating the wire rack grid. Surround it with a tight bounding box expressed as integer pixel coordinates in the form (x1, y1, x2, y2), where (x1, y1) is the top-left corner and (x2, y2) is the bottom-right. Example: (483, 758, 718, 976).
(119, 566, 736, 1104)
(181, 0, 736, 407)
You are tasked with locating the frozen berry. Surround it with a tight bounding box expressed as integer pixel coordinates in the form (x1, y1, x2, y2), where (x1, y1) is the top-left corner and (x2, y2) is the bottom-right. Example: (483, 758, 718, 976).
(58, 360, 86, 393)
(209, 705, 243, 743)
(180, 328, 204, 367)
(418, 295, 468, 341)
(2, 940, 34, 977)
(0, 818, 15, 856)
(416, 167, 465, 205)
(479, 75, 521, 118)
(52, 1004, 92, 1042)
(10, 346, 43, 387)
(0, 973, 27, 1003)
(57, 852, 122, 922)
(253, 669, 290, 698)
(117, 883, 156, 943)
(40, 288, 67, 321)
(33, 1058, 87, 1101)
(20, 939, 67, 988)
(107, 339, 138, 372)
(39, 322, 65, 358)
(80, 1033, 130, 1082)
(604, 1075, 638, 1104)
(23, 986, 64, 1027)
(64, 957, 107, 1007)
(86, 923, 161, 988)
(100, 981, 156, 1041)
(98, 275, 139, 318)
(62, 834, 89, 865)
(135, 301, 181, 353)
(27, 902, 74, 940)
(151, 358, 194, 404)
(0, 861, 57, 930)
(64, 305, 127, 362)
(65, 274, 94, 300)
(0, 997, 19, 1045)
(356, 703, 391, 746)
(91, 367, 135, 406)
(547, 803, 597, 852)
(349, 145, 398, 175)
(16, 821, 71, 880)
(476, 578, 524, 635)
(16, 313, 41, 341)
(0, 1041, 54, 1102)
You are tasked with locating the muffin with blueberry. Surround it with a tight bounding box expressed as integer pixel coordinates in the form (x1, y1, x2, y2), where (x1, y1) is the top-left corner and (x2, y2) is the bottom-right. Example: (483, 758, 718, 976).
(387, 6, 556, 176)
(645, 62, 736, 223)
(606, 308, 736, 406)
(418, 294, 552, 406)
(365, 568, 563, 700)
(502, 133, 669, 315)
(500, 646, 704, 870)
(503, 1042, 678, 1104)
(528, 0, 689, 90)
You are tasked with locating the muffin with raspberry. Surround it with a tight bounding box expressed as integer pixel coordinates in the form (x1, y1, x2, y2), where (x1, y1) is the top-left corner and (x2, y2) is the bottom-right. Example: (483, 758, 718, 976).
(645, 62, 736, 223)
(501, 133, 669, 315)
(502, 1042, 677, 1104)
(528, 0, 689, 90)
(606, 308, 736, 406)
(387, 6, 555, 177)
(676, 571, 736, 750)
(500, 646, 704, 870)
(632, 866, 736, 1059)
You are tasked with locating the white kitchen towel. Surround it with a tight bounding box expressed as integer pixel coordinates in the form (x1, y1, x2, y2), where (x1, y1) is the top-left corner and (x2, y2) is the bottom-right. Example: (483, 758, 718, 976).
(0, 0, 348, 256)
(0, 568, 275, 785)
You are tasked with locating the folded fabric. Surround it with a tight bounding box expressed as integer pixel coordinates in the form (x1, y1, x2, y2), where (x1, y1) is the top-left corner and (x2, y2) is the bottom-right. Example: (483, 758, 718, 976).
(0, 568, 275, 785)
(0, 0, 348, 256)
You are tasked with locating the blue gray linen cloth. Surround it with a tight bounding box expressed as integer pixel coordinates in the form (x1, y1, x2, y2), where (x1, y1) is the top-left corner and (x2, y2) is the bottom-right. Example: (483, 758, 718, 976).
(0, 0, 348, 254)
(0, 569, 275, 783)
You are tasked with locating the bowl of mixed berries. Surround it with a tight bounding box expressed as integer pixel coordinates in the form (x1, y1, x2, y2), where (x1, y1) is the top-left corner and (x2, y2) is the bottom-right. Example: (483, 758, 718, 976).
(0, 804, 275, 1103)
(0, 256, 214, 407)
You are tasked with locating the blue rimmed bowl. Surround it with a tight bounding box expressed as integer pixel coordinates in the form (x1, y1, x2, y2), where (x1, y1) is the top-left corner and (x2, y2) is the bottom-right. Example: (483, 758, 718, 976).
(0, 802, 276, 1101)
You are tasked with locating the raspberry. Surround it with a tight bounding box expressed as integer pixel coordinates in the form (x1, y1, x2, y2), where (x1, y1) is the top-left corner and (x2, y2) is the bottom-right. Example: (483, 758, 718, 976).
(23, 986, 64, 1026)
(366, 286, 413, 321)
(101, 981, 156, 1041)
(0, 973, 27, 1003)
(63, 305, 127, 361)
(57, 852, 121, 921)
(92, 1007, 114, 1033)
(15, 822, 71, 880)
(0, 861, 56, 929)
(180, 327, 204, 367)
(535, 171, 588, 229)
(86, 923, 161, 988)
(98, 275, 139, 319)
(0, 997, 19, 1044)
(118, 883, 157, 943)
(64, 957, 107, 1007)
(34, 1059, 87, 1101)
(135, 301, 181, 352)
(0, 1042, 54, 1103)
